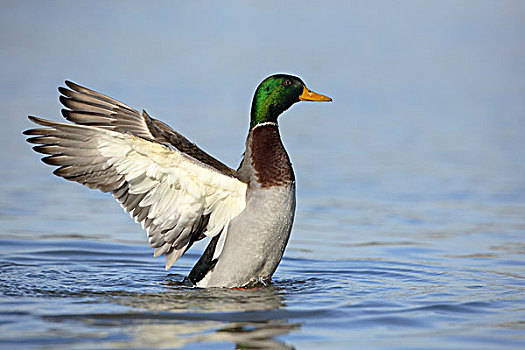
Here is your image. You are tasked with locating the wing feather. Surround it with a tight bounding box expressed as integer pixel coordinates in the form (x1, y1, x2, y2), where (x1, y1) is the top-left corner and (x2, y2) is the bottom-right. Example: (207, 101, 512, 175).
(57, 80, 237, 177)
(24, 84, 247, 269)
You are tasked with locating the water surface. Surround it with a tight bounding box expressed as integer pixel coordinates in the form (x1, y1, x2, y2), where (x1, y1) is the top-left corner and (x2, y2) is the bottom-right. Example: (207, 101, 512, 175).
(1, 1, 524, 349)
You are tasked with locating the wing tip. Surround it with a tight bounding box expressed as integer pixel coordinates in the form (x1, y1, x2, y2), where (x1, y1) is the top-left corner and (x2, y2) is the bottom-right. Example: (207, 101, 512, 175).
(64, 80, 80, 91)
(24, 116, 54, 131)
(27, 115, 42, 123)
(58, 94, 71, 108)
(58, 86, 71, 97)
(164, 246, 186, 270)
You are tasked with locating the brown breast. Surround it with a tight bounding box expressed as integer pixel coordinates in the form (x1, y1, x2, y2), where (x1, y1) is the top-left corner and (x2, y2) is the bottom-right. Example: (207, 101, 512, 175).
(249, 123, 295, 188)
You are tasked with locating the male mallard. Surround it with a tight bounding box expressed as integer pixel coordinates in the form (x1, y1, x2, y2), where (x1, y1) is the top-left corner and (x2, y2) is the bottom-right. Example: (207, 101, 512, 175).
(24, 74, 332, 288)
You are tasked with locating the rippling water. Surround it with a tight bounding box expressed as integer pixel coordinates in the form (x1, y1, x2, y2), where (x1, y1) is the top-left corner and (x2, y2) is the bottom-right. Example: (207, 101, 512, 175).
(1, 1, 524, 349)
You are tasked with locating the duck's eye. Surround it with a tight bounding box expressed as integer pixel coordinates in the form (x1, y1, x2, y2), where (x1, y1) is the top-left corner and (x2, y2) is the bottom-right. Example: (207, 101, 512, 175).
(283, 80, 292, 86)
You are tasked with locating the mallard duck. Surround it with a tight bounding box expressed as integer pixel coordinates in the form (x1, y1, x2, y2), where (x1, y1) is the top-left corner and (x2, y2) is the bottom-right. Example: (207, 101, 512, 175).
(24, 74, 332, 288)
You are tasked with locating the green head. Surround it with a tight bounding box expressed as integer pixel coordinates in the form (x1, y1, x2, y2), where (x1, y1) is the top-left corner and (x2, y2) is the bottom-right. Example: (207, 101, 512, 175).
(250, 74, 332, 129)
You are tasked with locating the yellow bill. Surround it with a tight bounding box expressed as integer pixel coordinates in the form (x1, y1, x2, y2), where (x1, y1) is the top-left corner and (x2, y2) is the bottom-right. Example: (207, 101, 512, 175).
(299, 86, 332, 102)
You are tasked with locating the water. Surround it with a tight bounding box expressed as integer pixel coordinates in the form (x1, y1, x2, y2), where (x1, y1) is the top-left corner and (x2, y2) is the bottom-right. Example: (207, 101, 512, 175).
(1, 1, 524, 349)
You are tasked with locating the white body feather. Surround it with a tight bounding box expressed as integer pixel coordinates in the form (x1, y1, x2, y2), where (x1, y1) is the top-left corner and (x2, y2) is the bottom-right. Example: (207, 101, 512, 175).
(97, 130, 247, 251)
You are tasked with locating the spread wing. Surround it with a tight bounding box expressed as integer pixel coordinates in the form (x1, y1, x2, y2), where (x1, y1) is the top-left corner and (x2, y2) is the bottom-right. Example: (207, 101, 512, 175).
(24, 82, 247, 269)
(58, 80, 237, 176)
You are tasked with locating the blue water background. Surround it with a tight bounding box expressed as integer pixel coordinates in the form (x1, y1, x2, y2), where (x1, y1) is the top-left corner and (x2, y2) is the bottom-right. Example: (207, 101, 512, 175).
(1, 1, 524, 349)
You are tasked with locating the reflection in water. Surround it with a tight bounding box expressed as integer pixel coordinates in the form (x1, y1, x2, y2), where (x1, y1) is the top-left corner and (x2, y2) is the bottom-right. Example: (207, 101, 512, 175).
(46, 279, 298, 349)
(113, 321, 297, 349)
